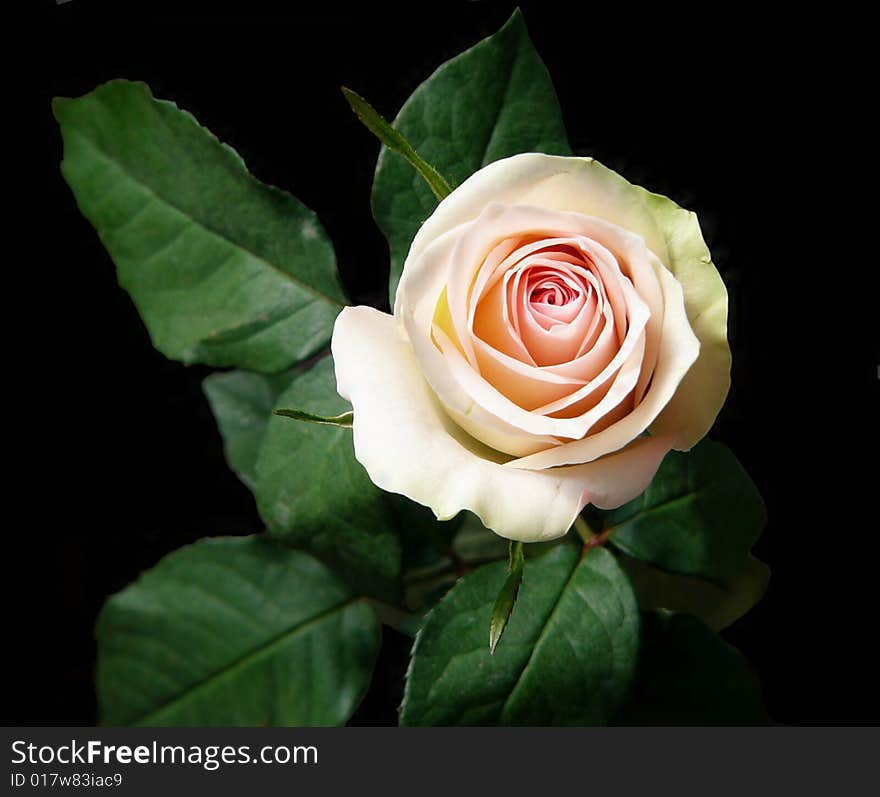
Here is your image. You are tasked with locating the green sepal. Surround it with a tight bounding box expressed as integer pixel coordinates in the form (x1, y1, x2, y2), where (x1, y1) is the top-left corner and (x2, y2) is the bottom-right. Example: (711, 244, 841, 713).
(273, 408, 354, 428)
(489, 541, 525, 654)
(342, 87, 452, 200)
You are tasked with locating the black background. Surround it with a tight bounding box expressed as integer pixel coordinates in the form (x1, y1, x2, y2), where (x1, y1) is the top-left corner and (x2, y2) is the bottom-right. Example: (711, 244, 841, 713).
(21, 0, 878, 726)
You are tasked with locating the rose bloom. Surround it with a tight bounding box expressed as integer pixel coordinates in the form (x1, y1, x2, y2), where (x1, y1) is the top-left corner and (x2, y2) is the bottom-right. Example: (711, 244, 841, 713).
(332, 154, 730, 541)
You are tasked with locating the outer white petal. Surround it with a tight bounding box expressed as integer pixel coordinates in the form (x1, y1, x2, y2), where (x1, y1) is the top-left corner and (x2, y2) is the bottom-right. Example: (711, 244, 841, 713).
(642, 194, 731, 449)
(332, 306, 673, 542)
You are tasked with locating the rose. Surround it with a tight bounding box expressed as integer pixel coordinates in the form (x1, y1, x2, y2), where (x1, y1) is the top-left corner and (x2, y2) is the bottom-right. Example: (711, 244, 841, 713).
(332, 154, 730, 541)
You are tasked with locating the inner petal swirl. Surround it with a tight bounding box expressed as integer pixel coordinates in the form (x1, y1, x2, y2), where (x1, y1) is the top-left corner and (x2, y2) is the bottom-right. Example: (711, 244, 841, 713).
(414, 204, 668, 455)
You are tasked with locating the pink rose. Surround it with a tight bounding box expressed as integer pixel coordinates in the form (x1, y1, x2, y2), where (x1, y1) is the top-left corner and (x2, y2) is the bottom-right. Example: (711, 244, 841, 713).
(332, 154, 730, 541)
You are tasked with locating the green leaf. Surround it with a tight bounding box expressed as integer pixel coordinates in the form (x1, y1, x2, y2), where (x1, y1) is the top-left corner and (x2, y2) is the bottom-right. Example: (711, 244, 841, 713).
(605, 440, 766, 585)
(342, 87, 452, 200)
(96, 536, 379, 726)
(401, 543, 639, 726)
(372, 9, 571, 303)
(273, 407, 353, 428)
(489, 541, 525, 654)
(618, 552, 770, 632)
(203, 369, 295, 491)
(255, 357, 402, 602)
(55, 80, 346, 373)
(613, 611, 768, 726)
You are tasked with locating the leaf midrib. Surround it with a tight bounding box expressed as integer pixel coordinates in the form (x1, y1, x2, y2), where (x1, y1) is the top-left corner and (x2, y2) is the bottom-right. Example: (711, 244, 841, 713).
(68, 129, 346, 309)
(127, 597, 359, 726)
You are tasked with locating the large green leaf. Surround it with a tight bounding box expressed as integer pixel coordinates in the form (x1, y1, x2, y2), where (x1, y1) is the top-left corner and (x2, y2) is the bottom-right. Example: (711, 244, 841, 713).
(604, 440, 766, 585)
(55, 80, 346, 373)
(254, 357, 402, 602)
(203, 369, 295, 491)
(96, 536, 379, 726)
(401, 543, 639, 726)
(613, 611, 767, 726)
(372, 9, 571, 302)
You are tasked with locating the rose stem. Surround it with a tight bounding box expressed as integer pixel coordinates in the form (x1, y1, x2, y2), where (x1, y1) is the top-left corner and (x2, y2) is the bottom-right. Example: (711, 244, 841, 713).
(573, 516, 614, 552)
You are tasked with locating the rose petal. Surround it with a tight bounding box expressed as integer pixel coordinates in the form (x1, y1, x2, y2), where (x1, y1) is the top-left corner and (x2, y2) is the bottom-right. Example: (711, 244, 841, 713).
(400, 203, 655, 445)
(332, 306, 674, 541)
(470, 336, 585, 411)
(642, 195, 731, 448)
(471, 271, 536, 364)
(399, 154, 671, 289)
(513, 259, 593, 364)
(507, 264, 699, 469)
(399, 153, 729, 451)
(399, 226, 554, 455)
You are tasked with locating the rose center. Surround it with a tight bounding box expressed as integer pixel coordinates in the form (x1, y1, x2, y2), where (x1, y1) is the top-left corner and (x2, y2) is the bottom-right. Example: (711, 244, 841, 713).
(530, 278, 576, 307)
